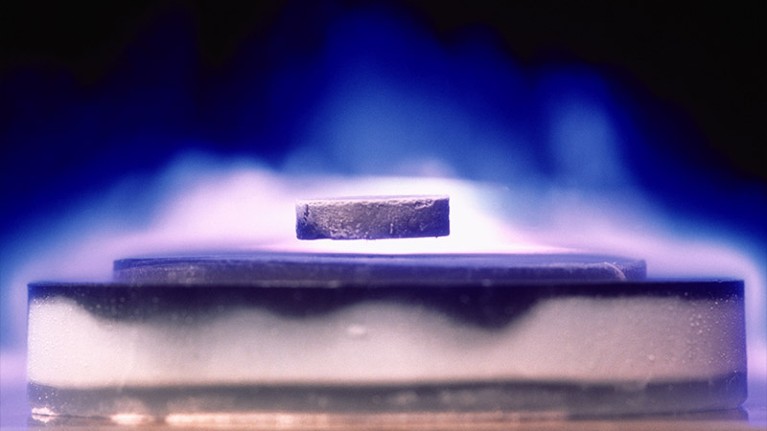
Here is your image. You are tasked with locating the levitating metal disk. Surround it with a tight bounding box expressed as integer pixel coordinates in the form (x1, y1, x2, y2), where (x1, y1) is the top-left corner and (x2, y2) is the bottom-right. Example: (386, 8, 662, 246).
(296, 195, 450, 240)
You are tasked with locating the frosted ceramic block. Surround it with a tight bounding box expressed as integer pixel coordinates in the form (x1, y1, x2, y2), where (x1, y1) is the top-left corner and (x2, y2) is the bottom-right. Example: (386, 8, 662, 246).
(112, 252, 648, 284)
(27, 253, 746, 424)
(296, 195, 450, 240)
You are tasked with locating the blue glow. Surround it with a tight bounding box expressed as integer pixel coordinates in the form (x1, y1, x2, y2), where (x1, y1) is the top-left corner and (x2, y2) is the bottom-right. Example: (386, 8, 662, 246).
(1, 3, 765, 424)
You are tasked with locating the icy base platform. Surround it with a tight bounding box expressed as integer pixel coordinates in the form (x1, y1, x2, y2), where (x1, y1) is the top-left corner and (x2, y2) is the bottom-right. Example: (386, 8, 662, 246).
(26, 253, 747, 424)
(29, 374, 747, 423)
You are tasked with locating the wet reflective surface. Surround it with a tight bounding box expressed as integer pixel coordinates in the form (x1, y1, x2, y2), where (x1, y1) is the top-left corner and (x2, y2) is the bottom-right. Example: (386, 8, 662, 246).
(2, 350, 766, 430)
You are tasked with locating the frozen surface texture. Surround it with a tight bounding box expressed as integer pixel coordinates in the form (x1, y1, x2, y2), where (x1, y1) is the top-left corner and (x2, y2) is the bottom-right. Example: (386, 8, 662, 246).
(25, 253, 747, 422)
(113, 252, 647, 284)
(28, 291, 744, 387)
(296, 195, 450, 240)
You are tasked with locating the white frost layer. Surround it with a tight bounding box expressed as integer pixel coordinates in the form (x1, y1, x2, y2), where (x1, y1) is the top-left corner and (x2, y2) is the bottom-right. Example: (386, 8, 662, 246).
(28, 295, 745, 388)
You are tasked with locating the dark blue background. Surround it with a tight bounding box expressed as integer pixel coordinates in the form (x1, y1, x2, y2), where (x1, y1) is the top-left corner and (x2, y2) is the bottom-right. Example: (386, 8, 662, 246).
(1, 0, 765, 248)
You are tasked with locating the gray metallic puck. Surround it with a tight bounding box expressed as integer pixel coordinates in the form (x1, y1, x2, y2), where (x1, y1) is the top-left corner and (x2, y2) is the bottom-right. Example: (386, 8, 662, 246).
(296, 195, 450, 240)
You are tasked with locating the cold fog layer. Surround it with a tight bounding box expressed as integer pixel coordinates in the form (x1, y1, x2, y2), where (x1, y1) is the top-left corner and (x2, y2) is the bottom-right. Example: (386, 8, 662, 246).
(2, 4, 765, 410)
